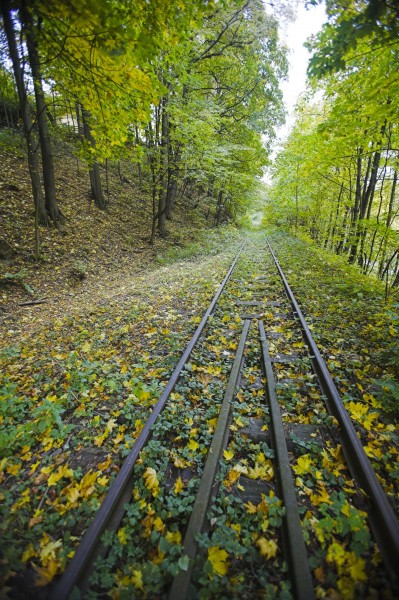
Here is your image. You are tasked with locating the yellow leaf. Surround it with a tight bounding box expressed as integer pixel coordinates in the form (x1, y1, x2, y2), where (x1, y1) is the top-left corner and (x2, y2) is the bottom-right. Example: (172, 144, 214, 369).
(22, 543, 36, 562)
(174, 476, 184, 494)
(29, 461, 40, 474)
(348, 555, 367, 582)
(97, 475, 109, 487)
(106, 418, 118, 432)
(225, 469, 240, 486)
(310, 484, 333, 506)
(257, 452, 266, 463)
(173, 456, 188, 469)
(66, 485, 80, 505)
(231, 523, 241, 535)
(207, 417, 218, 431)
(98, 457, 112, 470)
(94, 433, 107, 447)
(80, 470, 98, 498)
(6, 463, 21, 476)
(144, 467, 159, 497)
(132, 569, 143, 590)
(29, 509, 43, 529)
(153, 517, 165, 533)
(187, 439, 199, 452)
(208, 546, 228, 576)
(81, 342, 91, 353)
(117, 528, 127, 545)
(40, 538, 62, 562)
(166, 530, 182, 544)
(293, 454, 313, 475)
(34, 557, 59, 586)
(48, 465, 74, 487)
(223, 449, 234, 461)
(244, 501, 257, 514)
(256, 537, 278, 559)
(113, 433, 124, 445)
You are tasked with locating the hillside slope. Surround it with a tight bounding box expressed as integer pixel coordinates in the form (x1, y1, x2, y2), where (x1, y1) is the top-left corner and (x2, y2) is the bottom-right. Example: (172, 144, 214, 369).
(0, 138, 214, 342)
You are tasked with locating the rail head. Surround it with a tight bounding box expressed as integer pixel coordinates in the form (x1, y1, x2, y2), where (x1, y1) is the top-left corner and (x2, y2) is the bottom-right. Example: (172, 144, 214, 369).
(265, 235, 399, 584)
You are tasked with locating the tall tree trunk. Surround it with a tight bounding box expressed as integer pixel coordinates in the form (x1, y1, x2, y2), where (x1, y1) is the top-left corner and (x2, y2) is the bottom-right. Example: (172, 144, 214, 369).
(135, 126, 143, 189)
(1, 0, 47, 248)
(378, 170, 397, 278)
(330, 182, 344, 249)
(165, 127, 181, 220)
(215, 190, 224, 226)
(349, 151, 363, 263)
(75, 101, 83, 139)
(357, 149, 382, 268)
(21, 0, 62, 226)
(158, 96, 169, 237)
(146, 123, 158, 245)
(166, 173, 178, 220)
(81, 108, 106, 210)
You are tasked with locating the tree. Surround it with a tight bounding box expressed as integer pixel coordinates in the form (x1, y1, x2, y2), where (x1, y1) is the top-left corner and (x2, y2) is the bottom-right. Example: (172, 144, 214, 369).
(268, 0, 399, 291)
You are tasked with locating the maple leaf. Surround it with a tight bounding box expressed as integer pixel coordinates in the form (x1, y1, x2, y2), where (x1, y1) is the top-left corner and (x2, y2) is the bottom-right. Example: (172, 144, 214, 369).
(47, 465, 74, 487)
(153, 517, 165, 533)
(223, 449, 234, 461)
(293, 454, 313, 475)
(224, 469, 240, 487)
(173, 456, 188, 469)
(117, 528, 127, 545)
(244, 501, 258, 514)
(310, 484, 333, 506)
(66, 485, 80, 505)
(208, 546, 228, 576)
(79, 470, 98, 498)
(29, 509, 44, 529)
(34, 558, 59, 586)
(256, 537, 278, 559)
(348, 555, 367, 582)
(187, 439, 199, 451)
(131, 570, 143, 590)
(22, 543, 36, 562)
(174, 476, 184, 494)
(97, 475, 109, 487)
(39, 537, 62, 562)
(166, 530, 182, 544)
(143, 467, 159, 497)
(106, 418, 118, 432)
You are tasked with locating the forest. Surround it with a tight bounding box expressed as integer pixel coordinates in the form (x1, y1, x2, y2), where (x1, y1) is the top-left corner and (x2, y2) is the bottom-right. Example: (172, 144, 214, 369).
(0, 0, 399, 599)
(266, 0, 399, 294)
(0, 0, 287, 253)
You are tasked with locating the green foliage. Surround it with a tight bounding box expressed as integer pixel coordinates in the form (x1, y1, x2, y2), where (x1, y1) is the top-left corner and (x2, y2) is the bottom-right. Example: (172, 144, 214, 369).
(0, 269, 34, 294)
(307, 0, 399, 77)
(155, 225, 242, 265)
(374, 377, 399, 420)
(266, 10, 399, 289)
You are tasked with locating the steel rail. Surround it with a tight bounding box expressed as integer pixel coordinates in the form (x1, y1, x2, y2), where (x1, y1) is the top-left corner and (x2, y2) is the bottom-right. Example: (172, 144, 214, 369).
(169, 320, 251, 600)
(259, 320, 315, 600)
(51, 244, 244, 600)
(265, 237, 399, 582)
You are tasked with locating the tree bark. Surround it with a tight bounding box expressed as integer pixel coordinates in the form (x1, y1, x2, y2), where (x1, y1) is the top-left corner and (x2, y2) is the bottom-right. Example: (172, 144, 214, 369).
(378, 170, 397, 278)
(349, 151, 363, 263)
(81, 108, 106, 210)
(158, 96, 169, 237)
(21, 0, 62, 226)
(135, 126, 143, 189)
(215, 190, 224, 226)
(1, 0, 47, 234)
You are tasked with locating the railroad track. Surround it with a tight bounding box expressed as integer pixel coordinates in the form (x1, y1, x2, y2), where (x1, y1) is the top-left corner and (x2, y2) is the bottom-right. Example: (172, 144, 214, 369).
(51, 239, 399, 599)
